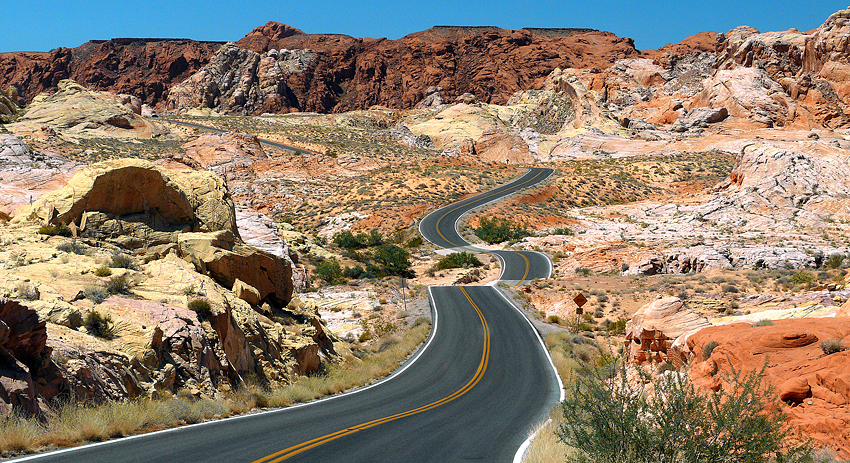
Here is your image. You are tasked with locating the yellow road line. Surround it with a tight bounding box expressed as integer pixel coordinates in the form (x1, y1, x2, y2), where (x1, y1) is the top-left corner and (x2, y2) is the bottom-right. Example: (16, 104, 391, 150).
(251, 287, 490, 463)
(516, 253, 531, 286)
(434, 169, 547, 248)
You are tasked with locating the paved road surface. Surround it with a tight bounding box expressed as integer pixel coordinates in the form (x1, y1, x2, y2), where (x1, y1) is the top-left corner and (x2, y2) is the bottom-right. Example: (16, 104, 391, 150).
(13, 168, 561, 463)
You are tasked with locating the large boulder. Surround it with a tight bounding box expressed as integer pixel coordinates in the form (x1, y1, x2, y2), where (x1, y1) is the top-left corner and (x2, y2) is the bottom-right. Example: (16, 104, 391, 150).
(178, 231, 293, 308)
(29, 159, 238, 237)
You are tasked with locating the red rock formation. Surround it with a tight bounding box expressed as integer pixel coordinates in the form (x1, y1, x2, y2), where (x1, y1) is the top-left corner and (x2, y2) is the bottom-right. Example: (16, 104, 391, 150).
(687, 319, 850, 457)
(0, 39, 221, 105)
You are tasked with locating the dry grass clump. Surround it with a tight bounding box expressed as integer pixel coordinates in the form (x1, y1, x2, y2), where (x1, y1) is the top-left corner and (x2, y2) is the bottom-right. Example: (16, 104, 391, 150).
(0, 321, 431, 455)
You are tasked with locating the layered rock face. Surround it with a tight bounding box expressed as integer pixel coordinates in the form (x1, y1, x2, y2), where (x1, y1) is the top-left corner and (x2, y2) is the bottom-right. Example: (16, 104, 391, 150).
(167, 24, 643, 114)
(624, 296, 711, 366)
(0, 299, 55, 416)
(0, 38, 221, 106)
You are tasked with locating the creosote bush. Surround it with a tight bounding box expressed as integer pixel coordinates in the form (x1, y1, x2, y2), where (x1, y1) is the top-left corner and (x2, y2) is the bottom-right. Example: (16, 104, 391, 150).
(433, 251, 483, 270)
(110, 253, 133, 269)
(38, 223, 73, 237)
(94, 266, 112, 277)
(474, 216, 530, 244)
(84, 286, 109, 304)
(557, 361, 812, 463)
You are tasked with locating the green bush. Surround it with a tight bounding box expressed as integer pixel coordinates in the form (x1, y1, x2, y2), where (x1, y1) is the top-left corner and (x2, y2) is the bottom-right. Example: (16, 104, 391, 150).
(721, 284, 740, 293)
(371, 244, 414, 278)
(753, 319, 774, 327)
(84, 286, 109, 304)
(790, 271, 815, 286)
(702, 340, 719, 359)
(606, 319, 627, 335)
(84, 311, 116, 339)
(820, 339, 843, 355)
(557, 361, 812, 463)
(38, 223, 73, 237)
(106, 274, 131, 294)
(332, 230, 383, 249)
(553, 227, 575, 236)
(314, 259, 344, 285)
(405, 236, 424, 249)
(474, 217, 530, 244)
(187, 298, 213, 319)
(434, 252, 483, 270)
(825, 253, 846, 269)
(343, 265, 365, 279)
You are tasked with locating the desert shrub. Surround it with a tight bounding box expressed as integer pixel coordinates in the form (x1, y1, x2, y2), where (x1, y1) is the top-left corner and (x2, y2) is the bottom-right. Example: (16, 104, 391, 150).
(57, 241, 88, 255)
(825, 253, 846, 269)
(404, 236, 423, 249)
(553, 227, 575, 236)
(84, 286, 109, 304)
(547, 315, 563, 325)
(753, 319, 774, 327)
(314, 259, 344, 285)
(371, 244, 414, 278)
(434, 252, 483, 270)
(575, 267, 592, 276)
(110, 253, 133, 269)
(474, 217, 530, 244)
(343, 265, 365, 279)
(607, 319, 627, 335)
(14, 282, 38, 301)
(790, 271, 815, 286)
(332, 230, 383, 249)
(721, 284, 740, 293)
(557, 362, 812, 463)
(106, 274, 131, 295)
(187, 298, 212, 319)
(38, 223, 72, 237)
(820, 339, 843, 355)
(84, 311, 116, 339)
(94, 266, 112, 277)
(702, 340, 719, 359)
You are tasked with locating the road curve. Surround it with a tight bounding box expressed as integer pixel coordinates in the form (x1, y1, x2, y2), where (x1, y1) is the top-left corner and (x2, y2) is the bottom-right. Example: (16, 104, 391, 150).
(419, 167, 555, 285)
(12, 168, 561, 463)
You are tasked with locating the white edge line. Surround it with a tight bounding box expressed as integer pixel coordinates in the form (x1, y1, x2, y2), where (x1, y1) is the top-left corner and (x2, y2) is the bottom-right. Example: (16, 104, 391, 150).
(494, 287, 565, 463)
(512, 419, 552, 463)
(10, 291, 442, 463)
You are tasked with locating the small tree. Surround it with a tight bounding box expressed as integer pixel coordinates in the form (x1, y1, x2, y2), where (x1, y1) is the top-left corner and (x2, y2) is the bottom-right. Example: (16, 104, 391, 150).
(372, 244, 414, 278)
(314, 259, 344, 285)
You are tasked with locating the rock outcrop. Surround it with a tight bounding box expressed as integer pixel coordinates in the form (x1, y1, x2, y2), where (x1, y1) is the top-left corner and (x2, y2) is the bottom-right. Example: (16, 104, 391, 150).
(625, 296, 711, 366)
(0, 39, 221, 106)
(0, 299, 54, 416)
(8, 80, 156, 138)
(686, 318, 850, 457)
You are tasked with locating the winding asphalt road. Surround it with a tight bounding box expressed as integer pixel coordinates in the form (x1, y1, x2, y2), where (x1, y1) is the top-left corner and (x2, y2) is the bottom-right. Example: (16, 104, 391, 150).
(12, 168, 561, 463)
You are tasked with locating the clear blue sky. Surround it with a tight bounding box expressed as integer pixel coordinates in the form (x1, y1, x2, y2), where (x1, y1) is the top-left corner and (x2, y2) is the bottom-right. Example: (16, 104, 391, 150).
(3, 0, 846, 53)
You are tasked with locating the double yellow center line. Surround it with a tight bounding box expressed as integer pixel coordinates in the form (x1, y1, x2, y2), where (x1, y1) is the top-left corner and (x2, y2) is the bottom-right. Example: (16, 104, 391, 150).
(251, 287, 490, 463)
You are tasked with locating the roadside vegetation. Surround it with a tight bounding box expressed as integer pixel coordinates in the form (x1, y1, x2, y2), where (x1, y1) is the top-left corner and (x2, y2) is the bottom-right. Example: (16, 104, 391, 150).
(474, 216, 530, 244)
(0, 319, 431, 456)
(523, 332, 818, 463)
(313, 230, 417, 285)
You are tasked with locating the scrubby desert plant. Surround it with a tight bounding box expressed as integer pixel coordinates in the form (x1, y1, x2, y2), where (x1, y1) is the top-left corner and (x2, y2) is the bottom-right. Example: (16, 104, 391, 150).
(57, 240, 88, 255)
(84, 286, 109, 304)
(110, 253, 133, 269)
(820, 339, 843, 355)
(314, 259, 344, 285)
(94, 266, 112, 277)
(556, 362, 812, 463)
(474, 216, 529, 244)
(14, 282, 39, 301)
(106, 274, 131, 294)
(187, 298, 212, 319)
(433, 252, 483, 270)
(38, 223, 73, 237)
(753, 319, 774, 327)
(84, 310, 116, 339)
(702, 340, 720, 359)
